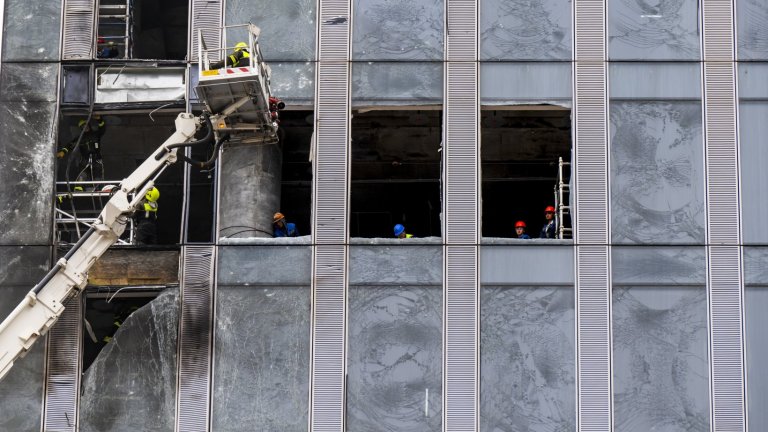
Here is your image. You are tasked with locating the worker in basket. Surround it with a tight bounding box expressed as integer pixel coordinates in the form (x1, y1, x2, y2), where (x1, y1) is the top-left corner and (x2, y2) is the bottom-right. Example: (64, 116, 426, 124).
(211, 41, 251, 69)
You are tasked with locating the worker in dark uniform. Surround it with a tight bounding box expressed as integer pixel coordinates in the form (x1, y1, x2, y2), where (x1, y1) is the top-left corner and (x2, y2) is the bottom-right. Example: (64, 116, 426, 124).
(273, 212, 299, 237)
(57, 116, 107, 189)
(210, 41, 251, 69)
(514, 220, 531, 239)
(135, 187, 160, 245)
(98, 41, 119, 59)
(539, 205, 557, 239)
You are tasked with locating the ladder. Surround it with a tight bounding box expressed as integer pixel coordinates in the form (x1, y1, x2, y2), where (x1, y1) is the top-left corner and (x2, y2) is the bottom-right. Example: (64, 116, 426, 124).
(97, 0, 132, 59)
(554, 157, 572, 239)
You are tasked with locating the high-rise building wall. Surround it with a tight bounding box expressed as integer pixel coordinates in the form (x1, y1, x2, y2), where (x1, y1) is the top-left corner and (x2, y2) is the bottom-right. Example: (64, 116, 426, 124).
(0, 0, 765, 431)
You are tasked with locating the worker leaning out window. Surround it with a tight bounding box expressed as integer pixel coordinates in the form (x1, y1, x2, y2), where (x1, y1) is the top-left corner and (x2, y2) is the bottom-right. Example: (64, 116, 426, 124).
(393, 224, 413, 239)
(273, 212, 299, 237)
(512, 206, 558, 240)
(210, 42, 250, 69)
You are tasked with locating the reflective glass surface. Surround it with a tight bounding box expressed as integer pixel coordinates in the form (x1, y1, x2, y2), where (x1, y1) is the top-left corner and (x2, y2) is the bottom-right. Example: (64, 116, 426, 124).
(737, 0, 768, 60)
(480, 63, 572, 105)
(352, 62, 442, 106)
(2, 0, 61, 60)
(739, 64, 768, 244)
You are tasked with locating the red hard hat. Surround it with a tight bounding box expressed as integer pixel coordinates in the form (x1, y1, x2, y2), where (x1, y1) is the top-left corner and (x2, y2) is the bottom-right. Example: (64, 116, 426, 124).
(515, 220, 526, 228)
(545, 206, 556, 213)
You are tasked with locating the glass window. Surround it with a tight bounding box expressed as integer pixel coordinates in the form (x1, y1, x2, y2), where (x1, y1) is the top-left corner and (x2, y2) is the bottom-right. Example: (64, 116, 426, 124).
(610, 64, 705, 244)
(737, 0, 768, 60)
(79, 289, 179, 432)
(226, 0, 317, 61)
(745, 247, 768, 431)
(0, 246, 48, 432)
(480, 63, 572, 106)
(213, 245, 312, 431)
(481, 0, 571, 60)
(739, 64, 768, 244)
(347, 243, 443, 430)
(608, 0, 700, 60)
(612, 247, 709, 432)
(352, 62, 442, 107)
(2, 0, 61, 61)
(480, 245, 575, 431)
(352, 0, 443, 60)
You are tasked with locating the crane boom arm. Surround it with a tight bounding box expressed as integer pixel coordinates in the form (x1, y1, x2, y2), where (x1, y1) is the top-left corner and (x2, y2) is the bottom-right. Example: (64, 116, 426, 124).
(0, 113, 202, 381)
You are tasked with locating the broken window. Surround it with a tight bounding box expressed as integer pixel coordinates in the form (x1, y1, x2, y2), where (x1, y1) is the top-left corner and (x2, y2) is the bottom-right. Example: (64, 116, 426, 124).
(350, 62, 443, 239)
(55, 112, 185, 246)
(97, 0, 188, 60)
(480, 62, 573, 240)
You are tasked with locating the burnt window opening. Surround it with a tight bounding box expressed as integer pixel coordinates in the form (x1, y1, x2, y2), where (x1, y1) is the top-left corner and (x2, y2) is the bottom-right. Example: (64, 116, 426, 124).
(481, 108, 573, 239)
(55, 112, 185, 246)
(82, 288, 164, 371)
(97, 0, 189, 61)
(351, 110, 442, 239)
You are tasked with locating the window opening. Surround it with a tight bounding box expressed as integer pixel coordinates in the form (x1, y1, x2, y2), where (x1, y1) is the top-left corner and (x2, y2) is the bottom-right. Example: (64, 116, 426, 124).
(55, 112, 185, 247)
(350, 110, 442, 238)
(481, 108, 573, 239)
(97, 0, 189, 60)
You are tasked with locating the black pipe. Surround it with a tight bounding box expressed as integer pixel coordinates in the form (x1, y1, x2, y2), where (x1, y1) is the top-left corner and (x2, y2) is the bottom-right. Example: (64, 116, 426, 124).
(154, 114, 214, 161)
(176, 134, 229, 168)
(33, 226, 96, 295)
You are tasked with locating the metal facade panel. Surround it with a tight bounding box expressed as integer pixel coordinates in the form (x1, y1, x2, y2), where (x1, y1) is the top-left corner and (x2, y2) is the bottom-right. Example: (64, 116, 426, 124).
(708, 246, 745, 431)
(702, 0, 734, 61)
(61, 0, 95, 60)
(176, 246, 215, 432)
(574, 0, 605, 61)
(311, 245, 347, 431)
(446, 0, 477, 61)
(443, 245, 478, 431)
(313, 61, 350, 245)
(702, 0, 745, 428)
(576, 245, 612, 431)
(189, 0, 222, 62)
(43, 295, 82, 432)
(444, 61, 479, 245)
(312, 0, 350, 430)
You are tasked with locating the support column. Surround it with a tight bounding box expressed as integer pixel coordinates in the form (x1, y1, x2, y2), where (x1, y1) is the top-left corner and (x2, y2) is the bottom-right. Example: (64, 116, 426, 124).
(573, 0, 612, 429)
(218, 144, 282, 239)
(702, 0, 746, 429)
(309, 0, 351, 430)
(443, 0, 479, 430)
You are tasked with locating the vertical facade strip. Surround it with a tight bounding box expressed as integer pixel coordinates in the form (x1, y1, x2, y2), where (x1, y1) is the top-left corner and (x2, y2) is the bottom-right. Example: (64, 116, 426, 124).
(444, 1, 479, 430)
(574, 0, 611, 429)
(702, 0, 746, 429)
(175, 246, 215, 432)
(189, 0, 223, 62)
(61, 0, 95, 60)
(311, 0, 351, 430)
(43, 295, 82, 432)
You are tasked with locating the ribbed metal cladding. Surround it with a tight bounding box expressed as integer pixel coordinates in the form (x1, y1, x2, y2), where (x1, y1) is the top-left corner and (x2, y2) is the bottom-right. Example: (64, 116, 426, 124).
(702, 0, 745, 428)
(444, 1, 478, 429)
(175, 246, 215, 432)
(311, 0, 350, 430)
(62, 0, 95, 59)
(43, 295, 82, 432)
(189, 0, 222, 62)
(574, 0, 611, 428)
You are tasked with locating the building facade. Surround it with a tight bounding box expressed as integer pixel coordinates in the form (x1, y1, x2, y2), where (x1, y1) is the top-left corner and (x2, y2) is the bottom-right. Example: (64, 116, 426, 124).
(0, 0, 765, 431)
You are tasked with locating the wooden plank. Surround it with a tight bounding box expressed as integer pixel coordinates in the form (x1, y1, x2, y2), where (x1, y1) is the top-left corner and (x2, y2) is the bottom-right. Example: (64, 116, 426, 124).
(88, 249, 180, 286)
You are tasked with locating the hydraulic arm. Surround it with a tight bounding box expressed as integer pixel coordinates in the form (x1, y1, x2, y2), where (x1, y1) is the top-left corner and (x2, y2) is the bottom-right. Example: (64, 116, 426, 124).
(0, 113, 205, 381)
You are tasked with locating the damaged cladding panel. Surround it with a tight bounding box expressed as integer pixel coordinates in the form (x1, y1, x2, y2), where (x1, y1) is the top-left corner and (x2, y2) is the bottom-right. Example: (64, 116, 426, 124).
(1, 0, 62, 61)
(481, 0, 571, 60)
(352, 0, 443, 60)
(0, 64, 59, 245)
(736, 0, 768, 60)
(347, 242, 443, 431)
(609, 63, 705, 245)
(480, 244, 575, 432)
(611, 247, 709, 431)
(745, 248, 768, 431)
(225, 0, 316, 61)
(79, 289, 180, 432)
(0, 246, 49, 432)
(352, 62, 442, 107)
(213, 244, 312, 431)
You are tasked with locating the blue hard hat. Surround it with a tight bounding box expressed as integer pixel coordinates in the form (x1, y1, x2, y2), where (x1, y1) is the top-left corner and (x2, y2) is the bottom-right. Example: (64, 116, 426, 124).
(394, 224, 405, 236)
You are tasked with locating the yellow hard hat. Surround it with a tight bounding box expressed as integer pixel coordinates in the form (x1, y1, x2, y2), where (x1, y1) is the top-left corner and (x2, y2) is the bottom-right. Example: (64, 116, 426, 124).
(78, 119, 87, 127)
(145, 187, 160, 202)
(234, 42, 248, 51)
